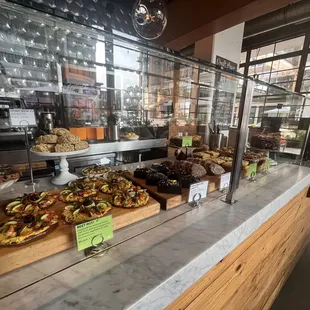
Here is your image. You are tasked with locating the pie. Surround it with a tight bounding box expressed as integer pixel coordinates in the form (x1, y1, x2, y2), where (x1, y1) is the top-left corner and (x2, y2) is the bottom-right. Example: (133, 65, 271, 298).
(58, 188, 98, 203)
(0, 211, 58, 245)
(112, 187, 150, 208)
(62, 199, 112, 224)
(6, 192, 57, 215)
(82, 165, 111, 176)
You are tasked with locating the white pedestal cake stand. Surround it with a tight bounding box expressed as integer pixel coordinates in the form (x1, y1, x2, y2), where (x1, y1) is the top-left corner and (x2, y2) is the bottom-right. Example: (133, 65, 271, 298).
(31, 148, 89, 186)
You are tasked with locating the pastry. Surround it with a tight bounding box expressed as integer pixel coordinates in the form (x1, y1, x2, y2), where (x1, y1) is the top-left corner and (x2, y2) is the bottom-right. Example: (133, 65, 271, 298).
(193, 152, 211, 160)
(146, 172, 167, 186)
(158, 179, 182, 194)
(52, 128, 71, 136)
(179, 175, 200, 188)
(36, 135, 58, 144)
(161, 161, 173, 168)
(112, 187, 149, 208)
(0, 211, 58, 245)
(58, 188, 98, 203)
(207, 163, 225, 176)
(134, 168, 151, 179)
(170, 161, 206, 178)
(0, 165, 20, 184)
(6, 192, 57, 215)
(221, 162, 233, 172)
(151, 164, 169, 174)
(68, 177, 105, 190)
(57, 134, 80, 144)
(74, 141, 89, 150)
(63, 199, 111, 224)
(31, 144, 51, 153)
(186, 157, 212, 170)
(54, 143, 74, 152)
(82, 165, 110, 176)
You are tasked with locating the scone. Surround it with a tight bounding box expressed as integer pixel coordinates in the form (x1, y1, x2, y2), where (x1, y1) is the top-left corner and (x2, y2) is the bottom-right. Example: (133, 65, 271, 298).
(52, 128, 70, 136)
(54, 143, 74, 152)
(58, 134, 80, 144)
(36, 135, 58, 144)
(32, 144, 51, 153)
(74, 141, 89, 151)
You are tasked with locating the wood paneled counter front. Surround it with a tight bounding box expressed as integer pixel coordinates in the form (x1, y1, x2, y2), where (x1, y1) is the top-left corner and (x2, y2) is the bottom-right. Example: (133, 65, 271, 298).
(0, 164, 309, 310)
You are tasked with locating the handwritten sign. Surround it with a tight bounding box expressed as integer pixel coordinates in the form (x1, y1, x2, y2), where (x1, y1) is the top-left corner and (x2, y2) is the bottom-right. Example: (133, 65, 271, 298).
(220, 173, 231, 191)
(75, 215, 113, 251)
(188, 181, 208, 203)
(182, 136, 193, 147)
(9, 109, 36, 127)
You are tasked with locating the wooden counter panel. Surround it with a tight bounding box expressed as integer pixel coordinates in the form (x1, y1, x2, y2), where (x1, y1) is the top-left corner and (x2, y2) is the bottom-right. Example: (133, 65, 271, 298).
(167, 187, 310, 310)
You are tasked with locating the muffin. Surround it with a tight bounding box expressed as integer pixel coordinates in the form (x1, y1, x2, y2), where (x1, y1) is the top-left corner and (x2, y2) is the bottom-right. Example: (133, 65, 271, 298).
(52, 128, 71, 136)
(36, 135, 58, 144)
(74, 141, 89, 150)
(55, 143, 74, 152)
(58, 134, 80, 144)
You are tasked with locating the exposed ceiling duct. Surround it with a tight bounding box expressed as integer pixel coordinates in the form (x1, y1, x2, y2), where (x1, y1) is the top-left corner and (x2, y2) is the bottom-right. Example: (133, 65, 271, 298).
(244, 1, 310, 39)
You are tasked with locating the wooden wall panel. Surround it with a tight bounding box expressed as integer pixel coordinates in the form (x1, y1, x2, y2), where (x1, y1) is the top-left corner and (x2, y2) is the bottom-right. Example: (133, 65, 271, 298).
(167, 187, 310, 310)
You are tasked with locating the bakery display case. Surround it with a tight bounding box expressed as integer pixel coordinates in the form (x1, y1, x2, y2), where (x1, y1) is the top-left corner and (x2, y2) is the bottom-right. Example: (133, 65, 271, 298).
(0, 0, 309, 304)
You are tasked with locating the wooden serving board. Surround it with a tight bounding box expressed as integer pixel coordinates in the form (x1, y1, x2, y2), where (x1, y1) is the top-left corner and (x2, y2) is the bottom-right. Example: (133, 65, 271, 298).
(126, 174, 220, 210)
(0, 190, 160, 275)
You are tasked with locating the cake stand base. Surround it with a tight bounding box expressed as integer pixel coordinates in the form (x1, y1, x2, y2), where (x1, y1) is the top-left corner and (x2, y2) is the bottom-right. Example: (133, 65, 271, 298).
(51, 155, 78, 186)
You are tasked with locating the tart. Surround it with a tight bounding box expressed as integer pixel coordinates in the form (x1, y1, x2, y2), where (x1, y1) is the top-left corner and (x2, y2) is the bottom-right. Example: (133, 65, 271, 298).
(100, 180, 113, 195)
(112, 187, 150, 208)
(68, 177, 105, 190)
(58, 188, 98, 203)
(158, 179, 182, 194)
(63, 199, 112, 224)
(0, 211, 58, 245)
(6, 192, 57, 215)
(82, 165, 111, 176)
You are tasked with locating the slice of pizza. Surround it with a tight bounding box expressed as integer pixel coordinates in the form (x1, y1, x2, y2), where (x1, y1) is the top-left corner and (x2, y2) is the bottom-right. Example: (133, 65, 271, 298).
(62, 199, 112, 224)
(0, 210, 58, 246)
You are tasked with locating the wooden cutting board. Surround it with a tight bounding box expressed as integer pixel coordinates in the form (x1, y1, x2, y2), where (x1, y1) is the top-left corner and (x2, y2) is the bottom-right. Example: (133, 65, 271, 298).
(126, 174, 220, 210)
(0, 190, 160, 275)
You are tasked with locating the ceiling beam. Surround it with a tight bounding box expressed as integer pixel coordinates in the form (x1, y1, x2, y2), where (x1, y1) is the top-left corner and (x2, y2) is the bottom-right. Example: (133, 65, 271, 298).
(157, 0, 297, 50)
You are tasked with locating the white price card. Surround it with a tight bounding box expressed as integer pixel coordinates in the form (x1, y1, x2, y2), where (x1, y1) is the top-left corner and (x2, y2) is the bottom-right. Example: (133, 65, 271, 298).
(9, 109, 36, 127)
(220, 173, 231, 191)
(188, 181, 208, 203)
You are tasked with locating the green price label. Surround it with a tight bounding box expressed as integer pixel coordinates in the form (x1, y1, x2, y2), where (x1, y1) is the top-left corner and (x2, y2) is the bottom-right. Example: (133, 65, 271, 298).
(75, 215, 113, 251)
(266, 159, 271, 171)
(249, 162, 258, 178)
(182, 136, 193, 147)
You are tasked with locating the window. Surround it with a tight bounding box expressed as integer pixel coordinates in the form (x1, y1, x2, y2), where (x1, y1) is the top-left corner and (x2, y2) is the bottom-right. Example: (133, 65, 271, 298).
(250, 44, 274, 61)
(274, 36, 304, 55)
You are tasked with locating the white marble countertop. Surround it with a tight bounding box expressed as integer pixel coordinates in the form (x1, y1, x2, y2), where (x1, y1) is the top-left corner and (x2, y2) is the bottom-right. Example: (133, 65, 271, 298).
(0, 164, 310, 310)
